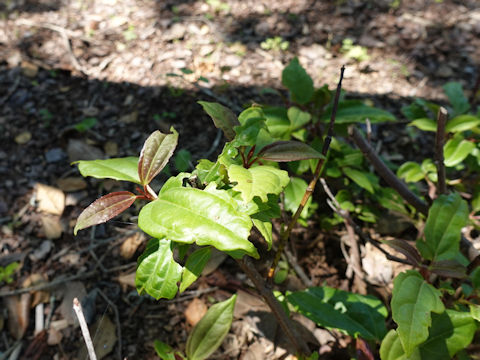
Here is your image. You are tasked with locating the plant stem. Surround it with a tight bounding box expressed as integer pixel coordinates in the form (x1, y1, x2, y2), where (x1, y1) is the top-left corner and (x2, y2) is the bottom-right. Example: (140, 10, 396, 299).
(237, 257, 311, 356)
(435, 107, 448, 196)
(267, 65, 346, 280)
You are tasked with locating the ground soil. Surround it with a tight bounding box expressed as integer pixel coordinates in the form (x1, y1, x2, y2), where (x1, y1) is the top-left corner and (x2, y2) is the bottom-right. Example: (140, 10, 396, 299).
(1, 0, 479, 359)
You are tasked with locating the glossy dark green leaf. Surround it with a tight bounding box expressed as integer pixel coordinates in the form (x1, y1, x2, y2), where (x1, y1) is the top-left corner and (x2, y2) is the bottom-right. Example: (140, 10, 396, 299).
(75, 157, 140, 184)
(135, 238, 183, 300)
(281, 57, 314, 104)
(138, 185, 258, 258)
(343, 167, 375, 193)
(391, 270, 445, 356)
(74, 191, 137, 235)
(443, 82, 470, 116)
(180, 247, 212, 293)
(402, 100, 428, 121)
(445, 115, 480, 133)
(198, 101, 239, 140)
(186, 294, 237, 360)
(287, 286, 388, 341)
(322, 100, 395, 124)
(138, 128, 178, 185)
(408, 118, 437, 132)
(257, 141, 324, 162)
(174, 149, 191, 172)
(417, 193, 468, 261)
(444, 136, 476, 167)
(397, 162, 425, 182)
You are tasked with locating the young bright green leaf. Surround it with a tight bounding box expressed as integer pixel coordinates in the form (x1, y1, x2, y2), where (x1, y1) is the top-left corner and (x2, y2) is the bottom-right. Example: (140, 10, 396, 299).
(397, 162, 425, 183)
(445, 115, 480, 133)
(233, 109, 266, 147)
(138, 186, 258, 258)
(287, 286, 388, 341)
(135, 238, 183, 300)
(283, 177, 312, 218)
(74, 191, 137, 235)
(153, 340, 176, 360)
(198, 101, 239, 140)
(322, 100, 395, 124)
(263, 106, 291, 139)
(257, 141, 324, 162)
(138, 128, 178, 185)
(75, 157, 140, 184)
(228, 164, 289, 203)
(194, 159, 225, 186)
(186, 294, 237, 360)
(443, 82, 470, 116)
(417, 193, 468, 261)
(174, 149, 192, 172)
(379, 330, 420, 360)
(287, 106, 311, 130)
(251, 218, 273, 250)
(444, 136, 476, 167)
(391, 270, 445, 356)
(180, 247, 212, 293)
(343, 167, 375, 193)
(408, 118, 437, 132)
(281, 57, 314, 105)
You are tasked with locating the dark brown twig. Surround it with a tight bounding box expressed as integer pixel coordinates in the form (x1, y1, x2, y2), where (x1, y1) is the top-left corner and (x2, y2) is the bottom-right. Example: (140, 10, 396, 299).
(349, 126, 429, 216)
(237, 257, 310, 356)
(267, 65, 346, 280)
(435, 107, 448, 196)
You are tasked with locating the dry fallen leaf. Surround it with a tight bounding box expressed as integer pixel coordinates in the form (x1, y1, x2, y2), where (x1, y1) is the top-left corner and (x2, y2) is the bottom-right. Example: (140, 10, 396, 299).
(58, 281, 87, 325)
(5, 293, 31, 340)
(56, 177, 87, 192)
(15, 131, 32, 144)
(40, 216, 63, 239)
(78, 315, 117, 360)
(116, 272, 136, 291)
(35, 183, 65, 215)
(21, 61, 38, 77)
(47, 327, 63, 345)
(23, 273, 50, 307)
(185, 298, 207, 327)
(119, 111, 138, 124)
(120, 232, 145, 259)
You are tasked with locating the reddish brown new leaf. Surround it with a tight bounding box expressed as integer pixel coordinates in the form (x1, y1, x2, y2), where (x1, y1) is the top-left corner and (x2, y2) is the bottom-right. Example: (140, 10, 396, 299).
(430, 260, 466, 279)
(138, 128, 178, 185)
(257, 141, 325, 162)
(74, 191, 137, 235)
(383, 239, 422, 266)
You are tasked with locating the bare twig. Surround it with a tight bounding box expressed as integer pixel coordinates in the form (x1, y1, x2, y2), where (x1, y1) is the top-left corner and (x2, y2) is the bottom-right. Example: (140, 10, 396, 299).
(284, 249, 313, 287)
(349, 125, 429, 215)
(237, 257, 311, 356)
(96, 289, 122, 360)
(73, 298, 97, 360)
(435, 107, 448, 196)
(268, 65, 346, 281)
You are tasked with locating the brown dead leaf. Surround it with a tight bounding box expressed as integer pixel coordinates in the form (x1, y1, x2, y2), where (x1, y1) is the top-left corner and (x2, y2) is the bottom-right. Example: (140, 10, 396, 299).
(35, 183, 65, 215)
(58, 281, 87, 325)
(116, 272, 136, 291)
(120, 232, 145, 259)
(5, 293, 31, 339)
(40, 216, 63, 239)
(78, 315, 117, 360)
(119, 111, 138, 124)
(21, 61, 38, 77)
(185, 298, 207, 327)
(47, 327, 63, 345)
(15, 131, 32, 144)
(56, 177, 87, 192)
(23, 273, 50, 307)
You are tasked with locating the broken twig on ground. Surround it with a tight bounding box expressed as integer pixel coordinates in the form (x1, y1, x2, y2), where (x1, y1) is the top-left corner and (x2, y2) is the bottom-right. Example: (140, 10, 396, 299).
(73, 297, 97, 360)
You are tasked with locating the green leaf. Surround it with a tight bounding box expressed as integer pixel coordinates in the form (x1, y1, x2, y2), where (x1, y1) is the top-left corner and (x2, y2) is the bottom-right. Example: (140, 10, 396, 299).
(257, 141, 324, 162)
(74, 191, 137, 235)
(153, 340, 176, 360)
(281, 57, 314, 104)
(322, 100, 395, 124)
(135, 238, 183, 300)
(283, 177, 312, 218)
(186, 294, 237, 360)
(391, 270, 445, 356)
(397, 162, 425, 182)
(263, 106, 291, 139)
(198, 101, 239, 140)
(138, 128, 179, 185)
(343, 167, 375, 193)
(227, 164, 290, 203)
(444, 136, 476, 167)
(417, 193, 468, 261)
(233, 108, 267, 147)
(251, 218, 273, 250)
(409, 118, 437, 132)
(287, 106, 311, 130)
(445, 115, 480, 133)
(75, 157, 140, 184)
(380, 330, 420, 360)
(443, 82, 470, 116)
(180, 247, 212, 293)
(195, 159, 225, 186)
(174, 149, 192, 172)
(138, 186, 258, 258)
(402, 100, 428, 121)
(74, 117, 97, 132)
(287, 286, 388, 341)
